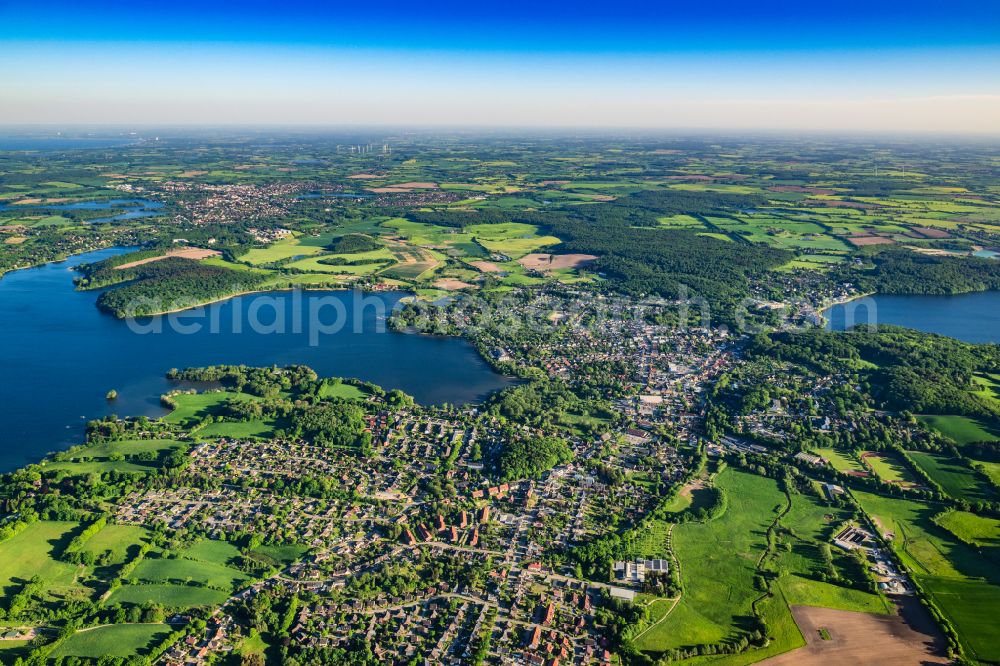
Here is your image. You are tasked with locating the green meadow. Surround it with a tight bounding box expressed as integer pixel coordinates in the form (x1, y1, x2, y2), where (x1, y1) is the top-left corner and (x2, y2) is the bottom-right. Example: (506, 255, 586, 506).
(854, 490, 1000, 662)
(52, 624, 172, 658)
(907, 450, 996, 502)
(0, 521, 87, 600)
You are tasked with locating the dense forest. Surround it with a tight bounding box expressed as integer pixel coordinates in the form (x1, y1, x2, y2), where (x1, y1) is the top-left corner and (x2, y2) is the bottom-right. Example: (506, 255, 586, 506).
(749, 327, 1000, 419)
(840, 247, 1000, 295)
(94, 258, 267, 318)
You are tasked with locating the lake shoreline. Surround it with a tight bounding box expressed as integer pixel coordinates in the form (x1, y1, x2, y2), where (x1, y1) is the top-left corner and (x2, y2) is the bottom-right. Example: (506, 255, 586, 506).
(0, 247, 516, 472)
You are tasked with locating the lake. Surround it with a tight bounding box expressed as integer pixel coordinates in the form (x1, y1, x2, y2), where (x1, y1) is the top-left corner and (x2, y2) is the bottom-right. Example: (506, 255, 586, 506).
(824, 291, 1000, 343)
(0, 199, 165, 224)
(0, 248, 515, 471)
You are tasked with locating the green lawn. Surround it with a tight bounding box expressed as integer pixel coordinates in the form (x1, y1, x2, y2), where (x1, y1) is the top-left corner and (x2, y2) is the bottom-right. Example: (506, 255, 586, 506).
(106, 584, 228, 609)
(52, 624, 172, 658)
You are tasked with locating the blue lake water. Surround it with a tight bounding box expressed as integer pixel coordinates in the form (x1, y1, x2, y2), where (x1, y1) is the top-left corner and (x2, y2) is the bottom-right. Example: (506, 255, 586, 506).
(824, 291, 1000, 344)
(0, 248, 514, 471)
(0, 199, 165, 224)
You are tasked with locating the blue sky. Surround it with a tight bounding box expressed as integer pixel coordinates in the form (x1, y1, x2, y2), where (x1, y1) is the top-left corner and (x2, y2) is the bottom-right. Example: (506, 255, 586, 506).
(1, 0, 998, 131)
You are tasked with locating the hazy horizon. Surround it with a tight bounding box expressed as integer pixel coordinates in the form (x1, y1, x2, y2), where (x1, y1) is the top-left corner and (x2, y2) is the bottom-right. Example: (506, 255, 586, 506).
(2, 0, 998, 133)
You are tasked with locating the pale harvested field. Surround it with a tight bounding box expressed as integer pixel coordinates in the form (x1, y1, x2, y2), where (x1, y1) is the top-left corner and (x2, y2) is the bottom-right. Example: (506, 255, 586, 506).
(912, 227, 951, 239)
(433, 278, 475, 291)
(470, 261, 505, 273)
(3, 236, 28, 245)
(347, 173, 382, 179)
(759, 602, 948, 666)
(367, 187, 415, 193)
(518, 253, 597, 271)
(11, 197, 71, 205)
(848, 236, 895, 247)
(392, 182, 438, 189)
(114, 247, 221, 270)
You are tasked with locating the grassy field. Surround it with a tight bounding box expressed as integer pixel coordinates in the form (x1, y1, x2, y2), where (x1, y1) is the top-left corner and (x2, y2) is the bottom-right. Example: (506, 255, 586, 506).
(197, 418, 283, 439)
(918, 414, 1000, 446)
(106, 584, 228, 609)
(70, 439, 182, 459)
(162, 390, 262, 428)
(80, 524, 150, 564)
(240, 233, 331, 265)
(934, 510, 1000, 547)
(52, 624, 172, 658)
(635, 470, 784, 653)
(779, 575, 889, 614)
(179, 539, 242, 567)
(0, 521, 87, 599)
(907, 450, 996, 501)
(42, 459, 156, 475)
(810, 447, 865, 473)
(854, 490, 1000, 662)
(132, 556, 248, 591)
(319, 381, 369, 400)
(252, 543, 308, 565)
(861, 452, 917, 485)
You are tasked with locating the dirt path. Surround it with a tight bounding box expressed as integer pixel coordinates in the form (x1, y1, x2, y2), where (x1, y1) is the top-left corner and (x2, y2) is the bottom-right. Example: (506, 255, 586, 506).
(757, 599, 949, 665)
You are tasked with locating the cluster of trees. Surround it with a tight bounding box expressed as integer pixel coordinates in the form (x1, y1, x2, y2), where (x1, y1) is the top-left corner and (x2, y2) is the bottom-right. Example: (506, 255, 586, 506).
(494, 435, 572, 482)
(289, 402, 371, 449)
(59, 515, 108, 565)
(94, 258, 266, 318)
(168, 364, 319, 398)
(327, 233, 381, 254)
